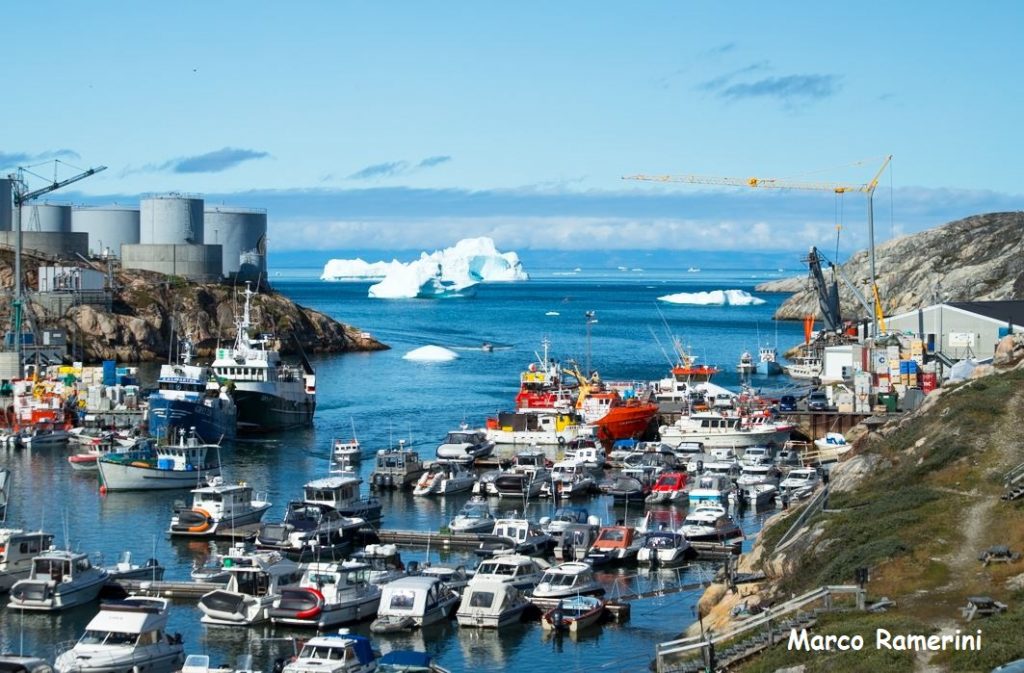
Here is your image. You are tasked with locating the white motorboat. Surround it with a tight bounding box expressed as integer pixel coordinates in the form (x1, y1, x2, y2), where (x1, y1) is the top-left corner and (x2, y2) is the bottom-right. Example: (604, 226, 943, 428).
(739, 483, 778, 508)
(9, 549, 108, 611)
(448, 497, 496, 534)
(436, 427, 494, 464)
(546, 460, 595, 499)
(333, 437, 363, 463)
(740, 445, 775, 467)
(0, 656, 53, 673)
(539, 507, 597, 543)
(737, 351, 756, 375)
(269, 561, 381, 629)
(637, 530, 692, 567)
(476, 519, 552, 558)
(552, 523, 599, 563)
(469, 555, 546, 591)
(585, 525, 644, 567)
(779, 468, 821, 499)
(54, 597, 184, 673)
(678, 504, 743, 543)
(97, 429, 221, 491)
(621, 449, 681, 484)
(169, 477, 272, 537)
(419, 564, 470, 596)
(305, 474, 382, 522)
(736, 463, 781, 488)
(21, 424, 70, 449)
(532, 562, 603, 599)
(659, 411, 791, 451)
(101, 551, 165, 581)
(283, 633, 377, 673)
(0, 529, 54, 592)
(492, 451, 551, 499)
(484, 410, 586, 447)
(456, 578, 530, 628)
(561, 444, 605, 473)
(370, 443, 427, 489)
(413, 462, 476, 496)
(198, 546, 302, 626)
(255, 501, 365, 562)
(688, 473, 736, 508)
(346, 544, 406, 585)
(370, 576, 459, 632)
(190, 543, 230, 585)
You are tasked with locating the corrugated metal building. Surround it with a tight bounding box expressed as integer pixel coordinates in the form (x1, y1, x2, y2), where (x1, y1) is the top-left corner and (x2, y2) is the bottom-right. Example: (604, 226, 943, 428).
(885, 301, 1024, 361)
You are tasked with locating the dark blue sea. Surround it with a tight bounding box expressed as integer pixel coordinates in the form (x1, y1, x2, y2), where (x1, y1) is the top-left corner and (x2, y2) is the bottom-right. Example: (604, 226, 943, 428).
(0, 263, 806, 672)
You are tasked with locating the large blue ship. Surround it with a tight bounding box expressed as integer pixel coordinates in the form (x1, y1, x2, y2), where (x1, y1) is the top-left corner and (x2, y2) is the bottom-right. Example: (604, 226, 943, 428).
(147, 337, 237, 443)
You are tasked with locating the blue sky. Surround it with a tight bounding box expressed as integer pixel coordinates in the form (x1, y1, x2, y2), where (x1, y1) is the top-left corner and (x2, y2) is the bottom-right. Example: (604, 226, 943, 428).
(4, 2, 1022, 255)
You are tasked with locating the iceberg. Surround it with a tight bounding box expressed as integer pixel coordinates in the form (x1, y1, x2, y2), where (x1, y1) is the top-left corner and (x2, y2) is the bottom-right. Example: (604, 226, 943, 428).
(322, 237, 528, 299)
(403, 345, 460, 362)
(658, 289, 766, 306)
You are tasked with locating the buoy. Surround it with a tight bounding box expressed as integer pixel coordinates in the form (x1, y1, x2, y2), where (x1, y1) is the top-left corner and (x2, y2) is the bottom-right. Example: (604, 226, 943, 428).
(99, 485, 107, 495)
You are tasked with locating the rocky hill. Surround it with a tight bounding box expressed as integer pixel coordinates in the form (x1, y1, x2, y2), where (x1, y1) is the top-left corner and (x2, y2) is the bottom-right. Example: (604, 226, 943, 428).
(757, 212, 1024, 320)
(0, 250, 387, 362)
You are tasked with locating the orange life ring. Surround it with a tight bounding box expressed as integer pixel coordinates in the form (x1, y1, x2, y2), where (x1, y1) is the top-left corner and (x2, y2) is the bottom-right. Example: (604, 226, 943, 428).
(187, 508, 213, 533)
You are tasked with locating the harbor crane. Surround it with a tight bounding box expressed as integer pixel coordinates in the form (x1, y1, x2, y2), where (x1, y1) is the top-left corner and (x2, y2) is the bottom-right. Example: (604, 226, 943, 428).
(4, 161, 107, 371)
(624, 155, 893, 334)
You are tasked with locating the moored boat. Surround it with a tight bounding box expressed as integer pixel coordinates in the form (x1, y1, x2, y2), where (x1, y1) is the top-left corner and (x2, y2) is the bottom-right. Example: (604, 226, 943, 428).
(370, 576, 459, 633)
(541, 595, 605, 633)
(198, 546, 302, 626)
(0, 529, 54, 592)
(370, 442, 426, 489)
(456, 578, 530, 628)
(269, 561, 381, 629)
(9, 549, 108, 611)
(97, 429, 221, 492)
(169, 477, 272, 537)
(282, 632, 377, 673)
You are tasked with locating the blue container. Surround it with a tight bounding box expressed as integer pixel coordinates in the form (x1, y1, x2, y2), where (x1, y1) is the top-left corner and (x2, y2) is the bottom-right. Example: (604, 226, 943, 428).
(907, 360, 919, 373)
(102, 360, 117, 386)
(899, 361, 910, 374)
(156, 458, 174, 470)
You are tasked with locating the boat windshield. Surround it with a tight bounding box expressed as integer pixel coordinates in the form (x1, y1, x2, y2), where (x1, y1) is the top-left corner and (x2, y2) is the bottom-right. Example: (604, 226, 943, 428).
(446, 432, 479, 444)
(542, 572, 578, 586)
(460, 503, 489, 518)
(468, 590, 495, 608)
(79, 630, 139, 646)
(298, 645, 348, 661)
(477, 562, 515, 576)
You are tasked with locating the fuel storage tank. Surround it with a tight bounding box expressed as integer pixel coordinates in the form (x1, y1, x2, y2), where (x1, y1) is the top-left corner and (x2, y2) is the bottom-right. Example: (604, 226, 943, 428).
(203, 207, 267, 278)
(140, 195, 204, 244)
(71, 206, 141, 257)
(20, 203, 72, 232)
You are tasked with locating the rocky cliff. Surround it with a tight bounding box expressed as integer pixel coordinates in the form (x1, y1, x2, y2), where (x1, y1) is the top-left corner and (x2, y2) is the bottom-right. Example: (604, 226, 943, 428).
(757, 212, 1024, 320)
(0, 251, 387, 362)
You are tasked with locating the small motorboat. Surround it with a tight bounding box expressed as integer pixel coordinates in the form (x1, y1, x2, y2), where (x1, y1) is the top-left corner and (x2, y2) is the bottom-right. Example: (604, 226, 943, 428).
(553, 523, 599, 563)
(475, 519, 552, 558)
(532, 562, 604, 599)
(198, 546, 302, 626)
(282, 632, 377, 673)
(738, 483, 778, 508)
(604, 475, 648, 504)
(456, 578, 530, 628)
(436, 426, 495, 464)
(54, 597, 184, 673)
(586, 525, 644, 567)
(779, 468, 821, 499)
(378, 651, 451, 673)
(0, 529, 54, 593)
(9, 549, 109, 611)
(637, 530, 693, 567)
(190, 543, 230, 584)
(541, 595, 605, 634)
(102, 551, 165, 581)
(448, 497, 496, 534)
(346, 544, 407, 585)
(645, 471, 688, 505)
(269, 561, 381, 629)
(470, 555, 546, 592)
(678, 504, 743, 543)
(333, 437, 363, 463)
(169, 477, 272, 537)
(413, 462, 476, 496)
(370, 576, 459, 633)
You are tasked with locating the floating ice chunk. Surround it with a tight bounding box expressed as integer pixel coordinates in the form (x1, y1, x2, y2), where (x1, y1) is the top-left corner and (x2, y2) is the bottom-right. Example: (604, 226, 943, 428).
(657, 289, 766, 306)
(403, 345, 460, 362)
(545, 311, 560, 316)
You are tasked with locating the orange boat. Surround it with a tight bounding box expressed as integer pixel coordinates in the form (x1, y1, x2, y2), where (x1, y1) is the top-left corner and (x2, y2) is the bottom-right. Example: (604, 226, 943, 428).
(578, 391, 658, 445)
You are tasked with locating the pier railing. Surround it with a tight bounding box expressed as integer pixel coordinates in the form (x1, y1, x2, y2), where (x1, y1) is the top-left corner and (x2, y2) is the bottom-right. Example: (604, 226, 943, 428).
(654, 584, 865, 673)
(773, 485, 830, 552)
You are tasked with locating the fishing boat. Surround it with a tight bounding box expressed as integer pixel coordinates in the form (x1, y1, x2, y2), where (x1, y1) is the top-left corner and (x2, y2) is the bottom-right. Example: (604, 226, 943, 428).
(197, 546, 302, 626)
(448, 497, 496, 534)
(54, 597, 184, 673)
(484, 410, 586, 447)
(0, 529, 54, 592)
(370, 442, 426, 489)
(756, 345, 784, 376)
(169, 477, 272, 537)
(147, 334, 237, 444)
(541, 595, 605, 634)
(532, 561, 603, 599)
(210, 283, 316, 434)
(370, 576, 460, 633)
(645, 471, 689, 504)
(282, 633, 377, 673)
(659, 411, 792, 451)
(269, 561, 382, 629)
(785, 353, 823, 381)
(67, 433, 126, 472)
(669, 346, 719, 383)
(456, 579, 530, 628)
(737, 351, 756, 375)
(97, 429, 221, 491)
(9, 549, 108, 611)
(435, 426, 494, 464)
(413, 462, 476, 496)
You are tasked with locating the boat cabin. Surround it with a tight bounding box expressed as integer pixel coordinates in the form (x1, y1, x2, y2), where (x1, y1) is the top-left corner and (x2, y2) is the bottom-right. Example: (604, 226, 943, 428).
(191, 483, 257, 515)
(30, 551, 95, 583)
(590, 526, 637, 553)
(472, 556, 544, 586)
(304, 476, 361, 509)
(377, 576, 454, 620)
(285, 633, 376, 673)
(73, 597, 174, 648)
(0, 530, 53, 570)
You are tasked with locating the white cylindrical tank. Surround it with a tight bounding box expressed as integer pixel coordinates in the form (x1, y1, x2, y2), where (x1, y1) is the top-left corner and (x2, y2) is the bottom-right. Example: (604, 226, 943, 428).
(140, 195, 204, 245)
(20, 204, 72, 232)
(204, 207, 267, 277)
(71, 206, 141, 258)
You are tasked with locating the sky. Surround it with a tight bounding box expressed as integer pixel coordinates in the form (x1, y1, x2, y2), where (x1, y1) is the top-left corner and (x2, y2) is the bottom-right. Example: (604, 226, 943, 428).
(3, 2, 1022, 257)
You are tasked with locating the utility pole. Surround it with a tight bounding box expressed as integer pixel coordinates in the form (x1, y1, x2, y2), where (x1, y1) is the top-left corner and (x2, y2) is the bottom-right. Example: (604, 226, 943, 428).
(584, 311, 597, 376)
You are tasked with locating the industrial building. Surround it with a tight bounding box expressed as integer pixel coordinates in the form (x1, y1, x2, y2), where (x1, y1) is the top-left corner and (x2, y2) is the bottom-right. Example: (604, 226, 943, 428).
(884, 301, 1022, 361)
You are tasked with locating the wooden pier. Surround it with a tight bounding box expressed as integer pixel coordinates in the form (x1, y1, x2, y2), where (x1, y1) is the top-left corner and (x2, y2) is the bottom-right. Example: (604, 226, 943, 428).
(105, 578, 222, 599)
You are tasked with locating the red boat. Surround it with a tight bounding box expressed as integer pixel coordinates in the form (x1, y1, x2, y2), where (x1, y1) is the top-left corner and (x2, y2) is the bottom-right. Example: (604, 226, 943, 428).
(578, 391, 658, 445)
(669, 341, 719, 382)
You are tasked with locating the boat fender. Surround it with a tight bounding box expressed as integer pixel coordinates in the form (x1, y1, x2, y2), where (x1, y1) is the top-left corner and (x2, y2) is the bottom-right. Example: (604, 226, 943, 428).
(188, 508, 213, 533)
(294, 588, 324, 620)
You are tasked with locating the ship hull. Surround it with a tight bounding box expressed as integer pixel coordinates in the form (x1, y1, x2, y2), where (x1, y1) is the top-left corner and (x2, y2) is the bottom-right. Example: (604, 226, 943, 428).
(148, 395, 237, 443)
(594, 404, 658, 443)
(233, 388, 315, 434)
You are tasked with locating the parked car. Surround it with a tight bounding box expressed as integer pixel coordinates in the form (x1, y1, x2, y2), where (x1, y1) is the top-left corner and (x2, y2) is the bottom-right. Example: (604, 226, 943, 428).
(778, 395, 797, 412)
(805, 391, 830, 411)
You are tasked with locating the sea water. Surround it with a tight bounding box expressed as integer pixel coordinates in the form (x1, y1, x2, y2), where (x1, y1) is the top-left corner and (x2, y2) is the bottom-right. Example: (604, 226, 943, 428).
(0, 265, 803, 671)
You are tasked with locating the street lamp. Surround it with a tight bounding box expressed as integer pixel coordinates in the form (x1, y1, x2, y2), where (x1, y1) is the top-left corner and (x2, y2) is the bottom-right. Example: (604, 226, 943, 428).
(584, 311, 597, 376)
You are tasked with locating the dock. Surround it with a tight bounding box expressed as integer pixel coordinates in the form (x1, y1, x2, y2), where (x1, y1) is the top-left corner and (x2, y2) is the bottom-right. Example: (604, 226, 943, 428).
(169, 523, 262, 541)
(105, 578, 221, 599)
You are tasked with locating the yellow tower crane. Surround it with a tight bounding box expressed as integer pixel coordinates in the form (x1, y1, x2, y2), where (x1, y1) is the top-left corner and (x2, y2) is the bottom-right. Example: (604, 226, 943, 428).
(623, 155, 893, 333)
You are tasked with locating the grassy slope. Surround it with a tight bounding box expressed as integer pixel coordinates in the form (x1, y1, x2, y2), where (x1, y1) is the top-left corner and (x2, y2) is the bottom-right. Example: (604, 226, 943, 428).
(739, 367, 1024, 673)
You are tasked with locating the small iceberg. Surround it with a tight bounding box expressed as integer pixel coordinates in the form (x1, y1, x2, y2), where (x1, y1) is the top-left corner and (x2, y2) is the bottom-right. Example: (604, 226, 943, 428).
(687, 267, 701, 273)
(658, 289, 766, 306)
(403, 345, 460, 362)
(545, 311, 560, 316)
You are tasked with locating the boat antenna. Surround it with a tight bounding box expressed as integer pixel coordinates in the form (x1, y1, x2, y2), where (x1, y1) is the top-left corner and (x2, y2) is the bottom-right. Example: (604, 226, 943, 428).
(648, 325, 674, 368)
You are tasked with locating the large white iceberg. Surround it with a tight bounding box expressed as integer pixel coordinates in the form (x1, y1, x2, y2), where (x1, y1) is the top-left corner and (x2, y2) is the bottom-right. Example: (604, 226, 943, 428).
(658, 289, 766, 306)
(402, 345, 460, 362)
(322, 237, 528, 299)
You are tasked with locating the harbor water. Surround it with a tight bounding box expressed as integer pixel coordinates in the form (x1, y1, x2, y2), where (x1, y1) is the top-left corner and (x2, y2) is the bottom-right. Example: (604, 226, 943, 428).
(0, 267, 804, 672)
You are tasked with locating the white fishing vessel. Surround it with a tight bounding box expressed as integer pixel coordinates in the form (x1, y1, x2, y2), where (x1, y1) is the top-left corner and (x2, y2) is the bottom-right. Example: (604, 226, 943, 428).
(659, 411, 792, 451)
(456, 578, 530, 628)
(54, 597, 184, 673)
(198, 545, 302, 626)
(9, 549, 108, 611)
(168, 477, 271, 537)
(210, 282, 316, 434)
(269, 561, 381, 629)
(97, 428, 221, 491)
(0, 529, 54, 592)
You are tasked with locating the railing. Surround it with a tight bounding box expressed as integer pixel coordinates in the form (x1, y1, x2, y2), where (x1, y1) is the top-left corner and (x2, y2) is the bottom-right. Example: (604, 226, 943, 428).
(654, 584, 865, 673)
(774, 485, 830, 552)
